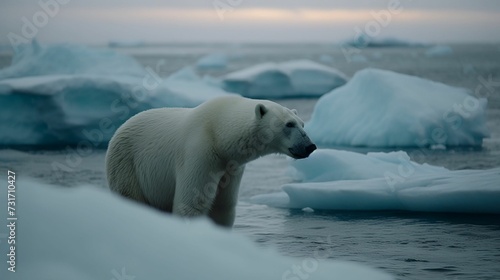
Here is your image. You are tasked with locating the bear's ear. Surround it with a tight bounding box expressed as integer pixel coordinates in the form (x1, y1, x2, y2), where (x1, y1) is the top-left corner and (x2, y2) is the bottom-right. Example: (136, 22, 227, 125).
(255, 104, 268, 119)
(291, 109, 298, 115)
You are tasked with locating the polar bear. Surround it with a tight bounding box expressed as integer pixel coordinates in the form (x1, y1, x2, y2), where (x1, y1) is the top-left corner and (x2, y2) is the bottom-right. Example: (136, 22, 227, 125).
(105, 95, 316, 227)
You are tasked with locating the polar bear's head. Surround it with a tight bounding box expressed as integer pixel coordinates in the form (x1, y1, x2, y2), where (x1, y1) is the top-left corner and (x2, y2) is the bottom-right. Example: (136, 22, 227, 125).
(255, 103, 316, 159)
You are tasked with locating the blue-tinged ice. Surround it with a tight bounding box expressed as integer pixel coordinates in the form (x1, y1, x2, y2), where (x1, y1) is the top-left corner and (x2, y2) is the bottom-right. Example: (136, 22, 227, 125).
(306, 68, 489, 147)
(0, 42, 231, 147)
(223, 59, 348, 98)
(251, 149, 500, 214)
(0, 176, 394, 280)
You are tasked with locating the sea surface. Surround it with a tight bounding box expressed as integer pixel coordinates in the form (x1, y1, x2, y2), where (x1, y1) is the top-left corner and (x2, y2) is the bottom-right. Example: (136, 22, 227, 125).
(1, 43, 500, 280)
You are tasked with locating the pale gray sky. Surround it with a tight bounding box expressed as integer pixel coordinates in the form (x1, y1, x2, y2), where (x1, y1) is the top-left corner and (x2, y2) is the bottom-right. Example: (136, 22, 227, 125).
(1, 0, 500, 46)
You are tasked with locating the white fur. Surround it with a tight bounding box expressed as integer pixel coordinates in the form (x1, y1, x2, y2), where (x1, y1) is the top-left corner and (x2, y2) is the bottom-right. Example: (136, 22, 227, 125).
(105, 96, 314, 227)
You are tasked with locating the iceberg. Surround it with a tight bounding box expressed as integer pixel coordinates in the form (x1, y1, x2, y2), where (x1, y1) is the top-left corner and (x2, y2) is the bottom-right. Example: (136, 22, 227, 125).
(223, 59, 348, 98)
(0, 42, 231, 147)
(425, 45, 454, 57)
(251, 149, 500, 214)
(0, 176, 393, 280)
(196, 53, 228, 69)
(306, 68, 489, 147)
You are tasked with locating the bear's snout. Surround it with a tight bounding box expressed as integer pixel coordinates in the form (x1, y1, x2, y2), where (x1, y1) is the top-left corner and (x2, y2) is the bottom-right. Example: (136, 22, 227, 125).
(305, 144, 317, 156)
(289, 142, 317, 159)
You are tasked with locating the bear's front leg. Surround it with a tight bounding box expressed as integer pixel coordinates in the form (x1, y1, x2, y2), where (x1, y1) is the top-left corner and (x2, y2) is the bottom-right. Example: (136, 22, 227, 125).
(209, 166, 245, 227)
(172, 165, 221, 218)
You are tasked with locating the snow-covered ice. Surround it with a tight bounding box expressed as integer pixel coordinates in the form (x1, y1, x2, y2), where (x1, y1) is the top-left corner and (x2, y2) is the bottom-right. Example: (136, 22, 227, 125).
(0, 176, 393, 280)
(196, 53, 228, 69)
(425, 45, 454, 57)
(306, 68, 489, 147)
(251, 149, 500, 214)
(223, 59, 348, 98)
(0, 42, 231, 147)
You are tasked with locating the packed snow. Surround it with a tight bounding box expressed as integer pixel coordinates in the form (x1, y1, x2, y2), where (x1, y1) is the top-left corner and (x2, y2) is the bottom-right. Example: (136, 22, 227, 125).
(196, 53, 228, 69)
(0, 42, 231, 147)
(223, 59, 348, 98)
(306, 68, 489, 147)
(0, 176, 393, 280)
(425, 45, 454, 57)
(251, 149, 500, 214)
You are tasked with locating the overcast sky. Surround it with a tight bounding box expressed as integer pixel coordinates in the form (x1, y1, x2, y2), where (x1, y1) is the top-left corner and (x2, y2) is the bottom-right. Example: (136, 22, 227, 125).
(1, 0, 500, 46)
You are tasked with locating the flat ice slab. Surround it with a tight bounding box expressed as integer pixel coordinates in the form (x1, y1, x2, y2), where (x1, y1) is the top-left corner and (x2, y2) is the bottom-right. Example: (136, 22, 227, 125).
(251, 149, 500, 214)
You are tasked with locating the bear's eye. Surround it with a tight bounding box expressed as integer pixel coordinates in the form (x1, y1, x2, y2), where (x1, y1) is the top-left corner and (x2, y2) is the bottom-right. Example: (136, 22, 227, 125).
(286, 122, 295, 128)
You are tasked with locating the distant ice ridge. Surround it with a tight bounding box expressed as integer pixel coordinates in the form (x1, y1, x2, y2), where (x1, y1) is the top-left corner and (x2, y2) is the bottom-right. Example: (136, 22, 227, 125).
(223, 59, 348, 98)
(306, 68, 489, 148)
(196, 53, 228, 69)
(0, 41, 145, 79)
(108, 40, 146, 48)
(425, 45, 454, 57)
(0, 176, 393, 280)
(0, 41, 231, 147)
(343, 34, 426, 48)
(251, 149, 500, 214)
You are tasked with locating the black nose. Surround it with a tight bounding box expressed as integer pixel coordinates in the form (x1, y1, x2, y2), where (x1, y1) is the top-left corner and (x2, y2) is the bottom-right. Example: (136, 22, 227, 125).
(305, 144, 317, 155)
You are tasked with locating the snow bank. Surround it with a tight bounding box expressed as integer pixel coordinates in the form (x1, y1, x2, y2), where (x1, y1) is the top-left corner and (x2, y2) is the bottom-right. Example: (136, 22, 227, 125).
(251, 149, 500, 214)
(306, 68, 489, 147)
(196, 53, 228, 69)
(0, 177, 393, 280)
(0, 42, 230, 147)
(223, 59, 348, 98)
(425, 45, 454, 57)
